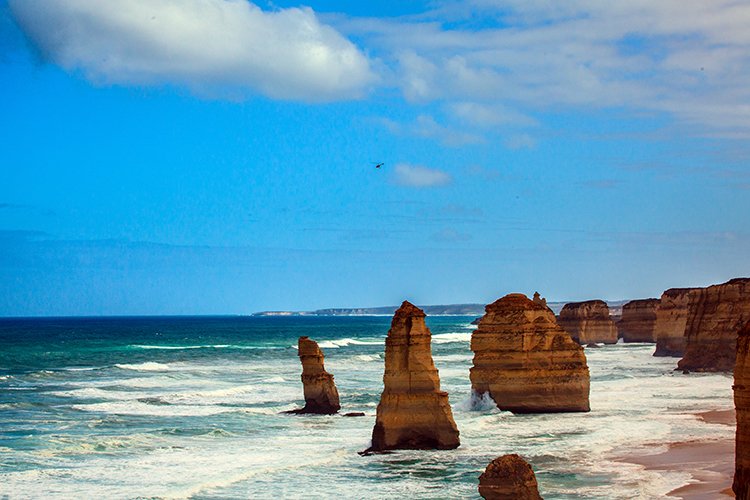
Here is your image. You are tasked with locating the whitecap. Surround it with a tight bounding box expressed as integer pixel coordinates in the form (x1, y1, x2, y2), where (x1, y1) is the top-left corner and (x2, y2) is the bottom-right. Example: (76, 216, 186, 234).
(115, 362, 171, 372)
(317, 338, 384, 349)
(71, 401, 232, 417)
(431, 332, 472, 344)
(457, 391, 498, 412)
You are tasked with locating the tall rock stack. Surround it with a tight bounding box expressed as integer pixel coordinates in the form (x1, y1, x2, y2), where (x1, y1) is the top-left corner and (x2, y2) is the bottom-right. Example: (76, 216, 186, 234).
(617, 298, 660, 343)
(366, 301, 460, 452)
(678, 278, 750, 372)
(287, 336, 340, 414)
(734, 321, 750, 499)
(558, 300, 618, 344)
(470, 293, 590, 413)
(653, 288, 699, 357)
(479, 454, 543, 500)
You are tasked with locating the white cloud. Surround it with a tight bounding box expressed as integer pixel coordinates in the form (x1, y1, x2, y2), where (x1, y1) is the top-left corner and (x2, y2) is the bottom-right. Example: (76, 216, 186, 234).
(504, 134, 537, 150)
(392, 163, 452, 187)
(448, 102, 538, 128)
(9, 0, 375, 102)
(378, 115, 484, 147)
(349, 0, 750, 136)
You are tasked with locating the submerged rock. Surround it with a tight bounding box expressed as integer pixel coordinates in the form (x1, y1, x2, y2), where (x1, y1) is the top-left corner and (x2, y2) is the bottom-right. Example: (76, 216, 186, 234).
(618, 298, 659, 343)
(653, 287, 700, 357)
(365, 301, 460, 452)
(286, 336, 340, 414)
(558, 300, 617, 344)
(343, 412, 365, 417)
(678, 278, 750, 372)
(734, 321, 750, 499)
(470, 293, 590, 413)
(478, 454, 543, 500)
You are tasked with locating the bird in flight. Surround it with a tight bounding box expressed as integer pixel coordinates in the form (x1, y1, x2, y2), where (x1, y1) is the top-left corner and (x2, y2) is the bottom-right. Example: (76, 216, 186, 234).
(374, 162, 384, 169)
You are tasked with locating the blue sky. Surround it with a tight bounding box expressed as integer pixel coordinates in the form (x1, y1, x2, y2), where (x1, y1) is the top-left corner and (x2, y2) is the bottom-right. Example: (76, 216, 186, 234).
(1, 0, 749, 315)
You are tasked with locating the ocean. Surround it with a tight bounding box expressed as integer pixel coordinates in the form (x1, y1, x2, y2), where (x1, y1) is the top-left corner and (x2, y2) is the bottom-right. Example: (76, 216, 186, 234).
(0, 316, 735, 499)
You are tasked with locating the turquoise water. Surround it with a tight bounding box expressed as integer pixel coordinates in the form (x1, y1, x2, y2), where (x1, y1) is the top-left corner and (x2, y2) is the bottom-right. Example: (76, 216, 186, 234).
(0, 316, 735, 498)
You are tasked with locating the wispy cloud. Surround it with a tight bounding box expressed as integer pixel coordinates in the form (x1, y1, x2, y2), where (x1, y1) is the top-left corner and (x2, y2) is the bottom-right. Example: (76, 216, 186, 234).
(379, 115, 484, 147)
(391, 163, 452, 187)
(504, 134, 537, 150)
(581, 179, 622, 190)
(9, 0, 375, 102)
(340, 0, 750, 137)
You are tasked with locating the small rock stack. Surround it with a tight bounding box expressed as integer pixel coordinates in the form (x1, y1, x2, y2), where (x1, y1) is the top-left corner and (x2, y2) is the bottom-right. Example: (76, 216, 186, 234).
(287, 336, 340, 414)
(479, 454, 543, 500)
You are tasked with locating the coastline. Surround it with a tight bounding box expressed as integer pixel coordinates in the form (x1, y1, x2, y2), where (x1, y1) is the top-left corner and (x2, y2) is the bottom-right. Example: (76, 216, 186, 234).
(619, 408, 736, 499)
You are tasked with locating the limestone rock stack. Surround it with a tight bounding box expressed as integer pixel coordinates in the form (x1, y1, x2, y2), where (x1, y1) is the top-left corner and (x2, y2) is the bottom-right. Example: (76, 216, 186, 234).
(366, 301, 460, 452)
(678, 278, 750, 372)
(653, 288, 699, 357)
(470, 293, 590, 413)
(288, 336, 340, 414)
(532, 292, 548, 309)
(558, 300, 617, 344)
(734, 321, 750, 499)
(478, 454, 543, 500)
(617, 298, 659, 342)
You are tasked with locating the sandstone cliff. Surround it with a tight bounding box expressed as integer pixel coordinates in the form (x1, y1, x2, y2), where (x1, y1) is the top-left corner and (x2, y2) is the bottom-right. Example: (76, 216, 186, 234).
(653, 288, 699, 357)
(366, 301, 460, 452)
(478, 454, 543, 500)
(734, 321, 750, 499)
(678, 278, 750, 372)
(558, 300, 617, 344)
(287, 336, 340, 414)
(618, 298, 659, 343)
(470, 293, 590, 413)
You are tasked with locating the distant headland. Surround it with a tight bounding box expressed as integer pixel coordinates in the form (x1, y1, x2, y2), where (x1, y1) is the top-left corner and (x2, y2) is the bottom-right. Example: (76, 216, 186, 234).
(252, 300, 629, 317)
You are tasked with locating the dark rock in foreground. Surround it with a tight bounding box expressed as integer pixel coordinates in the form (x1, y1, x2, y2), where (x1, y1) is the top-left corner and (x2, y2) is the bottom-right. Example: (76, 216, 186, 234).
(479, 454, 543, 500)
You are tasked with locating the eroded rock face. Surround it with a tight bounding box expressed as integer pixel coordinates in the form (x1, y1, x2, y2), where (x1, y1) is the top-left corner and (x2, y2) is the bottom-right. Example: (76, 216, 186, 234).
(470, 293, 590, 413)
(366, 301, 460, 452)
(288, 336, 340, 414)
(618, 298, 659, 343)
(653, 288, 699, 357)
(734, 321, 750, 499)
(558, 300, 617, 345)
(478, 454, 543, 500)
(678, 278, 750, 372)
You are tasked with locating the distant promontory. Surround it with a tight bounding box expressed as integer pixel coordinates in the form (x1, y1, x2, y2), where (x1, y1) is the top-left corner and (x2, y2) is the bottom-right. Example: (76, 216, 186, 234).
(253, 300, 628, 317)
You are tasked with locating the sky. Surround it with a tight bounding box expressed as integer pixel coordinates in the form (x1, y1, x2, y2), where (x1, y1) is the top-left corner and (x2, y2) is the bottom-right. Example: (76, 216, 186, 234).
(1, 0, 749, 316)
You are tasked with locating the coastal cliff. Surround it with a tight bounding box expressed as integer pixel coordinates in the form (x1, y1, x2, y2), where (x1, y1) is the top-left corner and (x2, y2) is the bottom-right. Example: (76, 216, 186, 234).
(470, 293, 590, 413)
(618, 298, 659, 343)
(366, 301, 460, 452)
(653, 288, 699, 357)
(734, 321, 750, 499)
(558, 300, 618, 344)
(287, 336, 340, 414)
(478, 454, 543, 500)
(678, 278, 750, 372)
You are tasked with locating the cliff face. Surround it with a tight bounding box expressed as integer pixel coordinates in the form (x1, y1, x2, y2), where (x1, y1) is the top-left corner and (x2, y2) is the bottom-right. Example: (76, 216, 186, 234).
(470, 293, 590, 413)
(288, 336, 340, 414)
(734, 321, 750, 499)
(478, 454, 543, 500)
(618, 298, 660, 343)
(558, 300, 617, 344)
(678, 278, 750, 372)
(653, 288, 699, 357)
(366, 301, 460, 452)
